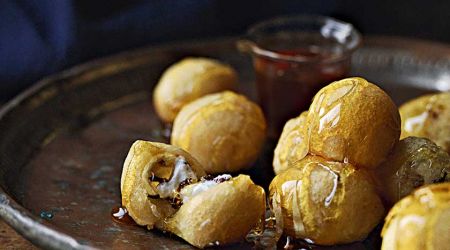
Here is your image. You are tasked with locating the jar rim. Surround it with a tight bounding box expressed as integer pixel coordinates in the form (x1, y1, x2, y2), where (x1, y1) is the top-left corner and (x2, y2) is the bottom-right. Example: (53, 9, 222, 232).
(244, 15, 362, 64)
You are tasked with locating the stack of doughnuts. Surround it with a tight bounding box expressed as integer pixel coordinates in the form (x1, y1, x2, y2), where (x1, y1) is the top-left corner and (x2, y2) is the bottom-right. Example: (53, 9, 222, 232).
(119, 57, 450, 248)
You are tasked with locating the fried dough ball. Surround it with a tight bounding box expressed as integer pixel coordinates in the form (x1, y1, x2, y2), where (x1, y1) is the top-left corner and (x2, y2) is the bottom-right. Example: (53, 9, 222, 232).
(269, 155, 384, 245)
(153, 57, 238, 123)
(307, 77, 401, 169)
(171, 91, 266, 173)
(166, 175, 266, 248)
(120, 140, 206, 229)
(273, 111, 309, 175)
(377, 137, 450, 206)
(399, 92, 450, 153)
(381, 183, 450, 250)
(121, 141, 266, 248)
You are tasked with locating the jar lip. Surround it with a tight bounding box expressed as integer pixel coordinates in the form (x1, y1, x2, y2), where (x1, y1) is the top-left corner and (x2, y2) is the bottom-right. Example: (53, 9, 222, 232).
(244, 15, 362, 64)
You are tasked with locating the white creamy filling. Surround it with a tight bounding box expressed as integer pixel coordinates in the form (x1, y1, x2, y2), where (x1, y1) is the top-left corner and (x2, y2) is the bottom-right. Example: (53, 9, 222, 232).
(180, 174, 232, 203)
(112, 207, 128, 219)
(156, 156, 198, 199)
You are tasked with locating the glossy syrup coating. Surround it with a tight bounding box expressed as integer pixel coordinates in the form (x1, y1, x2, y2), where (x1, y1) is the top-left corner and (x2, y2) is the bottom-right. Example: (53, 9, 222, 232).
(153, 57, 238, 123)
(377, 137, 450, 206)
(269, 155, 384, 245)
(307, 77, 401, 169)
(273, 111, 309, 175)
(166, 175, 266, 249)
(121, 141, 266, 248)
(399, 92, 450, 153)
(120, 141, 206, 229)
(171, 91, 267, 174)
(381, 183, 450, 250)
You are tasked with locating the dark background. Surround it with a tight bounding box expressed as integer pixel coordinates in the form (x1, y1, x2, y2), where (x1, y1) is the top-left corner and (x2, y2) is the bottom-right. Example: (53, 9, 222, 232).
(1, 0, 449, 101)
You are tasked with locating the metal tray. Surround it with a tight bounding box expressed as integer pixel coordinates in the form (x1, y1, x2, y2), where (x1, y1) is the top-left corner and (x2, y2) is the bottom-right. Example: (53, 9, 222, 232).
(0, 36, 449, 250)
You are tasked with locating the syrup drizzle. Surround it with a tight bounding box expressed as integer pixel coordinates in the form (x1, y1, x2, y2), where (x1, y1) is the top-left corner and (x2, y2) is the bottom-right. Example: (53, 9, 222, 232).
(111, 206, 136, 225)
(246, 209, 282, 249)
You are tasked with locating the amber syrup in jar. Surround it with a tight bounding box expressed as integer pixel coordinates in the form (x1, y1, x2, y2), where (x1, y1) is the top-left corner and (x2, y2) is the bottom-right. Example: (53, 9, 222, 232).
(243, 15, 361, 138)
(254, 46, 350, 138)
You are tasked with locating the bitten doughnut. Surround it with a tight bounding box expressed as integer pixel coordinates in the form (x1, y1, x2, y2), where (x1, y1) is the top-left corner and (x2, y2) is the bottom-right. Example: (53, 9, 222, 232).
(153, 57, 238, 123)
(166, 175, 265, 248)
(120, 140, 265, 248)
(171, 91, 267, 173)
(120, 140, 206, 229)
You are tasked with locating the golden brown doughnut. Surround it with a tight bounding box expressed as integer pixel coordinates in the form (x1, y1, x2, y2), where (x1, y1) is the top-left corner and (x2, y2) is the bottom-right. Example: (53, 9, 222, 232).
(307, 77, 400, 169)
(171, 91, 266, 174)
(269, 155, 384, 245)
(273, 111, 309, 175)
(153, 57, 238, 123)
(166, 175, 265, 248)
(399, 92, 450, 153)
(120, 140, 265, 248)
(381, 183, 450, 250)
(376, 136, 450, 206)
(120, 140, 205, 229)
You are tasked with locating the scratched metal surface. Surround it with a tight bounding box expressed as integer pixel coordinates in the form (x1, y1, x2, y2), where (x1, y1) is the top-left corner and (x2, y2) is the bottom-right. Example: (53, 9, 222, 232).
(0, 36, 449, 250)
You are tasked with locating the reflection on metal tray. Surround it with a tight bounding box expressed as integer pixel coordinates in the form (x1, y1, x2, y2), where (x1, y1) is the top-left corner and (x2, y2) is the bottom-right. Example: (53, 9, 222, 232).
(0, 36, 449, 250)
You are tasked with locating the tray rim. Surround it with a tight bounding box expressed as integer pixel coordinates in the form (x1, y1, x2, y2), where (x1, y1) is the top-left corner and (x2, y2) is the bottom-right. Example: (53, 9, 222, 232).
(0, 35, 449, 249)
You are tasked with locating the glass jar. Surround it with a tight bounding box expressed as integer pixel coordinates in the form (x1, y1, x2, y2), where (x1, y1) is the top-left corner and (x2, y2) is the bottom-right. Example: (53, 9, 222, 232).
(238, 15, 361, 139)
